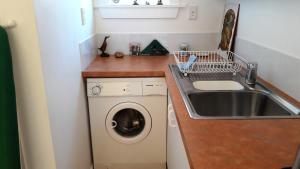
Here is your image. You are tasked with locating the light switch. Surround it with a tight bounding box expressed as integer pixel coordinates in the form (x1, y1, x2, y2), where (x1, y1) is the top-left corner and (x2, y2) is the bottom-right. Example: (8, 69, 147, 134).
(188, 5, 198, 20)
(80, 8, 86, 25)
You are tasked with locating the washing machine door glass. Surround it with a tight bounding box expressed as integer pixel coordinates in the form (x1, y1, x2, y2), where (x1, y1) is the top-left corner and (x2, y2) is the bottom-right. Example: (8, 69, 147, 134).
(106, 102, 152, 144)
(113, 108, 145, 137)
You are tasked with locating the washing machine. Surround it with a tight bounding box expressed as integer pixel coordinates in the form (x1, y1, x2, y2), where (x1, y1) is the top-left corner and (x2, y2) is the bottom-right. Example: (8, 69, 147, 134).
(87, 78, 167, 169)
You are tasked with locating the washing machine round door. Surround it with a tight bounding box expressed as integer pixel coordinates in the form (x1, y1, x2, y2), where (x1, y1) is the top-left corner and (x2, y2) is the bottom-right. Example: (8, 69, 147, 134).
(106, 102, 152, 144)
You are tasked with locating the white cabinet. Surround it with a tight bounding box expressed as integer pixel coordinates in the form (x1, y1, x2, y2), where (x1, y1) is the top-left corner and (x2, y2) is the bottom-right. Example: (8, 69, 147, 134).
(167, 94, 191, 169)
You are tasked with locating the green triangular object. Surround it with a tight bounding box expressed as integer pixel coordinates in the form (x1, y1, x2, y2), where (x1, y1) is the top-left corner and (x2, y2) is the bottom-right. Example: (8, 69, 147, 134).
(141, 40, 169, 56)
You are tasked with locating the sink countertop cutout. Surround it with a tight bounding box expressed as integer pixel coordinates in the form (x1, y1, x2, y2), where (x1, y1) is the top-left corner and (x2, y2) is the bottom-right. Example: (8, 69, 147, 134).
(192, 80, 244, 91)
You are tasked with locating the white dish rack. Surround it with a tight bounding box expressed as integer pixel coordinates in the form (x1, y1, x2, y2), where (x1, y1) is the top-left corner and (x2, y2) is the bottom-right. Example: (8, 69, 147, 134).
(174, 50, 248, 76)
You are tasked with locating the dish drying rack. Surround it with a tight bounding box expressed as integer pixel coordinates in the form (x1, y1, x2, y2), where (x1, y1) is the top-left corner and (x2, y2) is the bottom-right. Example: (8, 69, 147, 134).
(174, 50, 248, 76)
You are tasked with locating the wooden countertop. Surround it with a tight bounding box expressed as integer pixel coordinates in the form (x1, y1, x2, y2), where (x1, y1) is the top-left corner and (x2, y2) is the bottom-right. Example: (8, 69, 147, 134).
(82, 55, 174, 78)
(83, 55, 300, 169)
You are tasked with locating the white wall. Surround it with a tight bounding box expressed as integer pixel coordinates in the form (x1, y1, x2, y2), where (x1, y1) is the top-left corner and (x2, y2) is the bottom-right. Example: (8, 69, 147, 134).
(79, 0, 97, 70)
(237, 0, 300, 59)
(235, 0, 300, 100)
(81, 0, 96, 40)
(33, 0, 94, 168)
(95, 0, 226, 33)
(0, 0, 56, 169)
(93, 0, 226, 54)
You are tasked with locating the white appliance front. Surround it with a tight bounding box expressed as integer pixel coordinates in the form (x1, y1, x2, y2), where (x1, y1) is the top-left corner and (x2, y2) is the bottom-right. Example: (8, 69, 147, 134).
(88, 78, 167, 169)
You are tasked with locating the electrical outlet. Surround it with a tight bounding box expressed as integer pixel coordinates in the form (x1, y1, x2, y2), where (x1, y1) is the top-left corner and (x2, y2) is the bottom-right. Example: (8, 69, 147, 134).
(188, 5, 198, 20)
(80, 8, 86, 26)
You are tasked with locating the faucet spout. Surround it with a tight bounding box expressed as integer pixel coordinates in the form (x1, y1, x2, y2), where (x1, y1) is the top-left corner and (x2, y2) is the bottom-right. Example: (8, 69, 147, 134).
(245, 62, 258, 85)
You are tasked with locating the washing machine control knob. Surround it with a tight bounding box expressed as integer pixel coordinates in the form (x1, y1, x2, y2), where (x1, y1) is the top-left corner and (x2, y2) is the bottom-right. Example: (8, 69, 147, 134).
(92, 85, 102, 95)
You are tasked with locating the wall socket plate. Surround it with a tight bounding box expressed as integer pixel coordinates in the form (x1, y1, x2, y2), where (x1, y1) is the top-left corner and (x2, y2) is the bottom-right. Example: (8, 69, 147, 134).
(80, 8, 86, 26)
(188, 5, 198, 20)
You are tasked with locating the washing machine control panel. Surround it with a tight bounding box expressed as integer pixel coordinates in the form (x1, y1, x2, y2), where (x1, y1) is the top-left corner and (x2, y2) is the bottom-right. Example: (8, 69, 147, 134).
(87, 81, 142, 97)
(87, 78, 167, 97)
(143, 79, 167, 96)
(91, 85, 102, 95)
(87, 83, 103, 96)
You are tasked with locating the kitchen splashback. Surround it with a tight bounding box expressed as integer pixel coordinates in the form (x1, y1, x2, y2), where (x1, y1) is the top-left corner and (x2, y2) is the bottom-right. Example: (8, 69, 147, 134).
(79, 32, 219, 71)
(79, 34, 98, 70)
(96, 33, 219, 55)
(235, 37, 300, 101)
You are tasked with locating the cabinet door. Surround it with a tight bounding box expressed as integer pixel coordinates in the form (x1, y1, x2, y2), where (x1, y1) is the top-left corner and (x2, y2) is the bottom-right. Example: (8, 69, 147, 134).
(167, 95, 190, 169)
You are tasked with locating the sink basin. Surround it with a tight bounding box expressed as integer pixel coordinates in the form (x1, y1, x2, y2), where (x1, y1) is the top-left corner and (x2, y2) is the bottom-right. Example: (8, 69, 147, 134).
(168, 64, 300, 119)
(192, 80, 244, 91)
(188, 91, 294, 117)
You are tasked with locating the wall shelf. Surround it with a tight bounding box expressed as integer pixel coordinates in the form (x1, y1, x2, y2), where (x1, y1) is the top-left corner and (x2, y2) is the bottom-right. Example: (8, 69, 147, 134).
(94, 3, 186, 19)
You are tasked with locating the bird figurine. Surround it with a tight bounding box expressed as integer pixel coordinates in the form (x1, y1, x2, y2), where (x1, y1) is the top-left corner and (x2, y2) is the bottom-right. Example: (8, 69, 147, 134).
(98, 36, 110, 57)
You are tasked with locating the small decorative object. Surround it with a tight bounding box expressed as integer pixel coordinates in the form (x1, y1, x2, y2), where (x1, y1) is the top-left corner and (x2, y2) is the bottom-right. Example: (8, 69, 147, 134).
(218, 2, 240, 51)
(157, 0, 163, 5)
(145, 1, 150, 5)
(98, 36, 110, 57)
(112, 0, 120, 3)
(141, 40, 169, 56)
(129, 42, 141, 55)
(179, 42, 189, 51)
(133, 0, 139, 5)
(114, 52, 125, 58)
(179, 42, 189, 56)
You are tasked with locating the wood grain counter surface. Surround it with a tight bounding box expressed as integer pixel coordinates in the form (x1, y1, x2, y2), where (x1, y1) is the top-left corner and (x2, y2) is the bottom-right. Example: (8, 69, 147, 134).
(83, 55, 300, 169)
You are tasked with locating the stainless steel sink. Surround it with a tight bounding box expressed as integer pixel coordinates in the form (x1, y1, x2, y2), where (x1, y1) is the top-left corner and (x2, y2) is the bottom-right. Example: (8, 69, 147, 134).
(169, 64, 300, 119)
(188, 91, 293, 117)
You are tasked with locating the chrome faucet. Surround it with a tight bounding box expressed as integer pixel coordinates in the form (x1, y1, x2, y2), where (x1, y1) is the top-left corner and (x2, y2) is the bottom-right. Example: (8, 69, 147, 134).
(245, 62, 258, 85)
